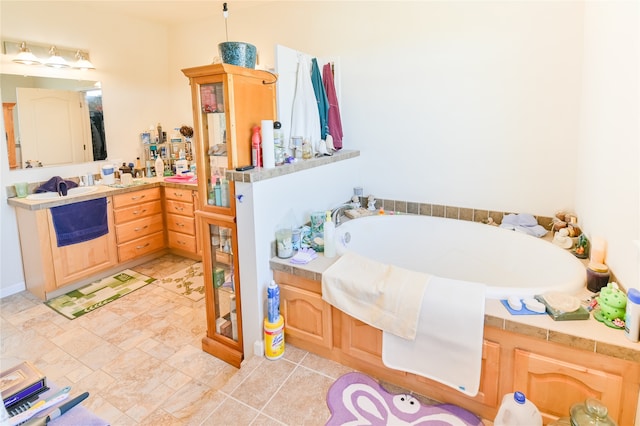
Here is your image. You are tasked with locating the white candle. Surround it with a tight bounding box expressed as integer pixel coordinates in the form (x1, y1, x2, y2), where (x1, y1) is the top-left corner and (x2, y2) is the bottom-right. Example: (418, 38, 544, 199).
(590, 236, 606, 264)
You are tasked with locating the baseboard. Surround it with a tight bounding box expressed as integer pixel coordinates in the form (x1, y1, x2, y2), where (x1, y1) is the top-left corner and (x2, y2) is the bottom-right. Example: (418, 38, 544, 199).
(0, 281, 26, 299)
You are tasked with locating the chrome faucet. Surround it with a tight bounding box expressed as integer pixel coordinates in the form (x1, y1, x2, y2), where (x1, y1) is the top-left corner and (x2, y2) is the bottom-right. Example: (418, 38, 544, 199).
(331, 203, 355, 226)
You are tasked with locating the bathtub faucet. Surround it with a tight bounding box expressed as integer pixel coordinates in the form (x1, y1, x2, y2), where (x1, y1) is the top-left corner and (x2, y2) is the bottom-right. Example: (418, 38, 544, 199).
(331, 203, 356, 226)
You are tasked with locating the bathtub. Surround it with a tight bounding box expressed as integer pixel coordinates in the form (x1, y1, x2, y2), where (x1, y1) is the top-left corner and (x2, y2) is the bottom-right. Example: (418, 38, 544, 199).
(334, 214, 586, 299)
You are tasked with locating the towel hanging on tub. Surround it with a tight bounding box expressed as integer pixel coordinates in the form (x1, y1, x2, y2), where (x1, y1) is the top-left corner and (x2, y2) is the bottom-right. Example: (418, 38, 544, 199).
(50, 197, 109, 247)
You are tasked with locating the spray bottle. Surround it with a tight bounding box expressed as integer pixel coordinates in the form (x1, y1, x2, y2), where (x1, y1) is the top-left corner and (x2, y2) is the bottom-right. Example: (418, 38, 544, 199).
(324, 211, 336, 258)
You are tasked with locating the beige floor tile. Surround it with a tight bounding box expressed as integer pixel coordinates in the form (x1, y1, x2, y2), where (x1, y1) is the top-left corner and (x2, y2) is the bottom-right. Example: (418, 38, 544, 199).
(300, 352, 355, 379)
(162, 381, 227, 424)
(230, 358, 297, 410)
(262, 366, 332, 425)
(164, 344, 238, 388)
(206, 396, 260, 425)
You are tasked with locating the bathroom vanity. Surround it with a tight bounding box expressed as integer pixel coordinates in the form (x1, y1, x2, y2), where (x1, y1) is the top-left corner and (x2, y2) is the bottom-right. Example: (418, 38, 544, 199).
(8, 180, 199, 300)
(271, 262, 640, 425)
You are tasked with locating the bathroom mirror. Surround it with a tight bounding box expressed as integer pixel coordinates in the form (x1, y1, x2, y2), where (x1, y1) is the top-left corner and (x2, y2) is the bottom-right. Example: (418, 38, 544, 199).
(1, 73, 106, 169)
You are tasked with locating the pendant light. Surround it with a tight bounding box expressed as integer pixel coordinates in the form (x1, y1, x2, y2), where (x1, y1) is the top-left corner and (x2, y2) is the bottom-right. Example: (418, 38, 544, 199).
(12, 41, 40, 65)
(45, 46, 69, 68)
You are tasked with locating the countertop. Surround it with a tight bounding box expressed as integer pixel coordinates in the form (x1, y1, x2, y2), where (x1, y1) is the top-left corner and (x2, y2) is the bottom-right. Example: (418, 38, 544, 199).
(270, 252, 640, 363)
(6, 177, 197, 211)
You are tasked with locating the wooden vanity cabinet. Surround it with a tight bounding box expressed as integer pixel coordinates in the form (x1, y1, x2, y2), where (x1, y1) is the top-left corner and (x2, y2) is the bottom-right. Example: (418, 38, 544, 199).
(274, 270, 640, 425)
(164, 186, 200, 259)
(113, 187, 165, 262)
(14, 198, 118, 300)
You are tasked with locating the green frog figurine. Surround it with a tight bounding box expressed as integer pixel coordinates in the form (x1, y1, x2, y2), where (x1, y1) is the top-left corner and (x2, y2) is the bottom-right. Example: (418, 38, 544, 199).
(594, 282, 627, 329)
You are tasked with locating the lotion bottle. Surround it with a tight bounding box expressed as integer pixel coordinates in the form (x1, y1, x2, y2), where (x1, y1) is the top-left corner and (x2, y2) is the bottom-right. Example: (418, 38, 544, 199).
(323, 210, 336, 258)
(154, 155, 164, 177)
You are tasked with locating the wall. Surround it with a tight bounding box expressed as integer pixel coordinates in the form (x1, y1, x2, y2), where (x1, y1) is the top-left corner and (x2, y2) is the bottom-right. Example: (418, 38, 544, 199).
(577, 0, 640, 291)
(1, 2, 637, 300)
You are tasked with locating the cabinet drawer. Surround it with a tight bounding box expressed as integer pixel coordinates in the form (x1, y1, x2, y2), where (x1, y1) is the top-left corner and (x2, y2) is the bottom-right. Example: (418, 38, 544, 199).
(164, 187, 195, 202)
(165, 199, 194, 217)
(117, 231, 165, 262)
(113, 187, 161, 208)
(115, 214, 164, 244)
(166, 213, 195, 235)
(167, 231, 197, 253)
(114, 200, 162, 224)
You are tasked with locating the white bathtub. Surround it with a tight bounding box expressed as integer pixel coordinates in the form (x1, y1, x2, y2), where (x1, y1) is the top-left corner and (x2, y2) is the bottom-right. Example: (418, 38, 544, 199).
(334, 214, 586, 299)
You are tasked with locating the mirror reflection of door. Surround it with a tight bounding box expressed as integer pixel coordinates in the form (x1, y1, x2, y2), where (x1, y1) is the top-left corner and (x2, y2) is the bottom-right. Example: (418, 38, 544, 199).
(3, 102, 17, 169)
(16, 87, 91, 167)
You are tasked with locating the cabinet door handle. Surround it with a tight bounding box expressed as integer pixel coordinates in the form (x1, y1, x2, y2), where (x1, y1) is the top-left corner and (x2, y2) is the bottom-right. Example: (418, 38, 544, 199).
(174, 206, 184, 211)
(133, 209, 147, 215)
(134, 225, 149, 232)
(173, 192, 183, 197)
(176, 222, 185, 227)
(136, 243, 150, 250)
(131, 194, 146, 201)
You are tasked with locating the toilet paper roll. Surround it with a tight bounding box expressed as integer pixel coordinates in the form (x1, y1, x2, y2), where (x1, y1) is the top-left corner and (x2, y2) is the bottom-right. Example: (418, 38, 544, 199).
(261, 120, 275, 169)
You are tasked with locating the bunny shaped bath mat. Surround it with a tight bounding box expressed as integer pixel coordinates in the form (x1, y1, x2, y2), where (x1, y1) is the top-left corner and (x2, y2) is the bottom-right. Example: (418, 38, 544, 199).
(326, 372, 484, 426)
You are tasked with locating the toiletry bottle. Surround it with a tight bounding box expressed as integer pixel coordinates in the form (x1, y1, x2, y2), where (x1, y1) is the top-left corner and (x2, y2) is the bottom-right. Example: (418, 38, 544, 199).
(220, 178, 229, 207)
(324, 210, 336, 258)
(251, 126, 262, 167)
(214, 178, 222, 207)
(267, 280, 280, 323)
(208, 182, 216, 205)
(625, 288, 640, 342)
(154, 156, 164, 177)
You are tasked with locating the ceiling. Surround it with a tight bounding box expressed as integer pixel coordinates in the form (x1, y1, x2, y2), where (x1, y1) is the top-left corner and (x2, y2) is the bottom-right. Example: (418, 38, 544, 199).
(89, 1, 263, 25)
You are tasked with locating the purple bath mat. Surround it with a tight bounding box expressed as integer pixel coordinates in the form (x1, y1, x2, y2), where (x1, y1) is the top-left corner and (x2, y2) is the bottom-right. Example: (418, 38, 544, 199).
(326, 372, 484, 425)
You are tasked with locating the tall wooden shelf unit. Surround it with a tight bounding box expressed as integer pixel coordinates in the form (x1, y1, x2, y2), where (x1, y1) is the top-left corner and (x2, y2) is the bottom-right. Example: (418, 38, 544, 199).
(182, 63, 276, 367)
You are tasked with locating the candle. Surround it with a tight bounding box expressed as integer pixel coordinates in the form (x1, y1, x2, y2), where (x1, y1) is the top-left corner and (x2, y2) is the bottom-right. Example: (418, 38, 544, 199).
(590, 236, 606, 264)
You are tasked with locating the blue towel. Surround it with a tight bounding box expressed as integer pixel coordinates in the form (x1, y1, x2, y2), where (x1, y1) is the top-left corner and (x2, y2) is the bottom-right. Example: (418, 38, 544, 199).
(51, 197, 108, 247)
(35, 176, 78, 193)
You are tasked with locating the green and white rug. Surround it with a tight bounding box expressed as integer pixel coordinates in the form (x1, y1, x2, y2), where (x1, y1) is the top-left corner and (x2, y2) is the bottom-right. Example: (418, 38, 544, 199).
(155, 262, 205, 301)
(45, 270, 155, 319)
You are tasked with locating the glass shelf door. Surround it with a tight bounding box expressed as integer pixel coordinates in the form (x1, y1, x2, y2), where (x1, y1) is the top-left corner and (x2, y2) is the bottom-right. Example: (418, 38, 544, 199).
(199, 213, 242, 351)
(195, 80, 234, 215)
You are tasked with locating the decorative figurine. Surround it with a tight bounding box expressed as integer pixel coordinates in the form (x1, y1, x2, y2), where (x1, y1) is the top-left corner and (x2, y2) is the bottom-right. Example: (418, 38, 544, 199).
(367, 195, 377, 211)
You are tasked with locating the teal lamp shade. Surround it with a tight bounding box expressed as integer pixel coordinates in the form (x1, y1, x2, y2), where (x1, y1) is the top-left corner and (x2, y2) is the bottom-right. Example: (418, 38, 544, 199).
(218, 42, 257, 69)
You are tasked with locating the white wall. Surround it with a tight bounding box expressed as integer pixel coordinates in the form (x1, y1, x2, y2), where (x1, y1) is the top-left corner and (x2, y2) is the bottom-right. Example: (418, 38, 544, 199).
(1, 1, 637, 301)
(576, 0, 640, 291)
(236, 158, 363, 355)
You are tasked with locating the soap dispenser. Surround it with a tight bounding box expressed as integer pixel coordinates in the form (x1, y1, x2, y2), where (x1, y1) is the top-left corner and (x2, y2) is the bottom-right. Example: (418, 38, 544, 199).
(324, 210, 336, 258)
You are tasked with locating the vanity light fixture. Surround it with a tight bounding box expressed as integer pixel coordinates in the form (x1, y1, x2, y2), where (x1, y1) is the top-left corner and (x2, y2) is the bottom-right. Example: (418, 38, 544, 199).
(73, 50, 95, 70)
(44, 46, 69, 68)
(12, 41, 41, 65)
(3, 40, 95, 70)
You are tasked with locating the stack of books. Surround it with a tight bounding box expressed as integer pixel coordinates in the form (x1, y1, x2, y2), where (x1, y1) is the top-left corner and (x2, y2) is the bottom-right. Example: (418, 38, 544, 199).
(1, 361, 47, 413)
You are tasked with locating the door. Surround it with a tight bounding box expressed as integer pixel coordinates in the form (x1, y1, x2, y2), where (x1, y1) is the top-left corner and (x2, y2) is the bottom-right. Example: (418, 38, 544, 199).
(16, 87, 91, 166)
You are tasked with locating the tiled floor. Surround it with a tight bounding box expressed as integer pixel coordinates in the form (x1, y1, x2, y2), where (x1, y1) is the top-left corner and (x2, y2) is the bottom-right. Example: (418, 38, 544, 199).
(1, 254, 484, 425)
(0, 254, 361, 425)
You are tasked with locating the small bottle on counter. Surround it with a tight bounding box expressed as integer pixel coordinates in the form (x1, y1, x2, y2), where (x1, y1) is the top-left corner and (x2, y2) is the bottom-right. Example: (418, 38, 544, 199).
(586, 262, 610, 293)
(624, 288, 640, 342)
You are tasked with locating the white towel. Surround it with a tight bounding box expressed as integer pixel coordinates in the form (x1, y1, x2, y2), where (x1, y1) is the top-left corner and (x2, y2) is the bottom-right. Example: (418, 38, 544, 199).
(382, 276, 486, 396)
(290, 57, 321, 152)
(321, 252, 430, 340)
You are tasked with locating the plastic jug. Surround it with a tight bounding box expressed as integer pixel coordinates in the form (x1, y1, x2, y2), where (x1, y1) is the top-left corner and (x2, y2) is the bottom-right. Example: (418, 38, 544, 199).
(494, 391, 542, 426)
